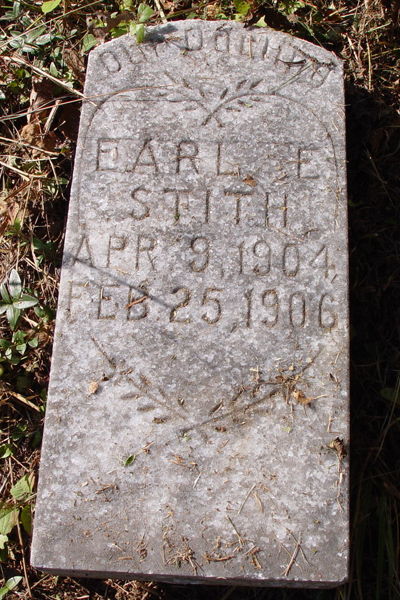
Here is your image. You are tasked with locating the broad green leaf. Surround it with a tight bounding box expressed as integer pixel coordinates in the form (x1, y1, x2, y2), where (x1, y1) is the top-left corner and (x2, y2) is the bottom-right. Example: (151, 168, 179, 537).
(6, 306, 20, 330)
(0, 444, 13, 459)
(0, 534, 8, 550)
(8, 269, 21, 299)
(82, 33, 97, 53)
(0, 507, 19, 535)
(41, 0, 62, 13)
(12, 333, 21, 344)
(28, 337, 39, 348)
(121, 0, 133, 9)
(0, 340, 10, 349)
(111, 22, 130, 38)
(255, 16, 268, 27)
(16, 343, 27, 355)
(20, 505, 32, 535)
(124, 454, 136, 466)
(136, 23, 145, 43)
(0, 305, 9, 315)
(49, 61, 59, 77)
(0, 1, 21, 21)
(0, 283, 11, 304)
(10, 473, 34, 501)
(25, 26, 46, 43)
(234, 0, 250, 16)
(13, 294, 38, 309)
(34, 305, 54, 322)
(0, 576, 23, 600)
(278, 0, 305, 14)
(138, 4, 154, 22)
(12, 330, 25, 343)
(36, 33, 54, 45)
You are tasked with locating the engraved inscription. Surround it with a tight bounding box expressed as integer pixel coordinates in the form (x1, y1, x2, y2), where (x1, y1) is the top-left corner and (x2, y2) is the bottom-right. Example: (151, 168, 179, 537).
(170, 287, 191, 323)
(131, 139, 159, 173)
(289, 292, 306, 328)
(95, 138, 325, 181)
(131, 187, 151, 221)
(95, 26, 337, 89)
(184, 27, 203, 51)
(282, 244, 300, 278)
(201, 288, 222, 324)
(318, 293, 337, 329)
(136, 235, 157, 270)
(264, 192, 288, 229)
(253, 241, 271, 276)
(72, 233, 337, 286)
(99, 51, 121, 73)
(297, 148, 320, 179)
(75, 72, 342, 344)
(98, 285, 119, 320)
(176, 140, 199, 173)
(72, 235, 94, 267)
(35, 21, 348, 587)
(261, 289, 279, 328)
(66, 280, 338, 331)
(97, 139, 120, 170)
(107, 235, 127, 268)
(214, 30, 230, 53)
(127, 283, 149, 321)
(238, 241, 271, 276)
(189, 237, 210, 272)
(310, 245, 330, 278)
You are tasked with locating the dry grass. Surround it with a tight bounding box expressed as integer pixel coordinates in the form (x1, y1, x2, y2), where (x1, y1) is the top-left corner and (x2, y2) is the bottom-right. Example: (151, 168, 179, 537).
(0, 0, 399, 598)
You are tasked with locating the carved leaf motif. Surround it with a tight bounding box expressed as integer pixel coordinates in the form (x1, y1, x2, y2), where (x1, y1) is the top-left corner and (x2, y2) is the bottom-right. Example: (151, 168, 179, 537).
(162, 72, 266, 126)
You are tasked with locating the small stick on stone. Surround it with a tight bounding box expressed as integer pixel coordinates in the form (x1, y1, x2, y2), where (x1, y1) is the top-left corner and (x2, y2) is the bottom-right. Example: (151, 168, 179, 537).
(203, 552, 235, 562)
(226, 516, 244, 548)
(125, 295, 149, 309)
(244, 546, 262, 569)
(193, 473, 201, 488)
(288, 531, 310, 566)
(327, 413, 334, 432)
(282, 539, 301, 577)
(237, 483, 256, 514)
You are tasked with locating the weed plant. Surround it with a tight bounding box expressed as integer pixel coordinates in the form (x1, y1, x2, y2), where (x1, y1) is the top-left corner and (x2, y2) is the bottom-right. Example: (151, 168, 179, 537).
(0, 0, 399, 599)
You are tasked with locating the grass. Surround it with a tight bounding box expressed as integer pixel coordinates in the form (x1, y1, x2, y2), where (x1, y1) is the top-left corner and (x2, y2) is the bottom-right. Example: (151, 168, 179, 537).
(0, 0, 399, 598)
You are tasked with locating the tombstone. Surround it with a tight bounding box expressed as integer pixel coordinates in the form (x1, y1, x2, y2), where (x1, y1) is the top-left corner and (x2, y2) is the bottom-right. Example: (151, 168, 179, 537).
(31, 21, 349, 587)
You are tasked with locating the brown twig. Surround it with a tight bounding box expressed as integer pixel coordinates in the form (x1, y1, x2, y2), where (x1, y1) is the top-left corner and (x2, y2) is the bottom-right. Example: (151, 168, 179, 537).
(7, 457, 32, 598)
(153, 0, 167, 23)
(282, 539, 301, 577)
(2, 56, 87, 100)
(237, 483, 256, 514)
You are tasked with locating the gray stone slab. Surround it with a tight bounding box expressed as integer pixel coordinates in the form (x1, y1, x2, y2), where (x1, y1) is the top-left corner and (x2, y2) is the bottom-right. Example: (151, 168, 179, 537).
(31, 20, 349, 587)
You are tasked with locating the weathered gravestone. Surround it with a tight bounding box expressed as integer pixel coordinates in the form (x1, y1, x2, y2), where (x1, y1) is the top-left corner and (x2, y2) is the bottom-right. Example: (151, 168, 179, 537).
(31, 20, 349, 587)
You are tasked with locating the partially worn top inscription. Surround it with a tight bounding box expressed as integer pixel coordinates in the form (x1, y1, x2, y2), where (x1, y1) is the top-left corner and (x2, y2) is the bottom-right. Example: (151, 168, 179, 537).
(32, 21, 349, 587)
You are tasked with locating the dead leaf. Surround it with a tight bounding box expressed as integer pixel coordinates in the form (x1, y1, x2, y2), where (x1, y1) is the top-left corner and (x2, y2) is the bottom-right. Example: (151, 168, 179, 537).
(20, 121, 58, 156)
(243, 175, 257, 187)
(87, 381, 99, 395)
(292, 389, 313, 405)
(27, 78, 56, 124)
(63, 48, 85, 85)
(328, 437, 347, 460)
